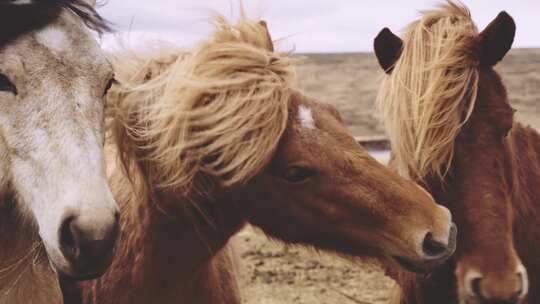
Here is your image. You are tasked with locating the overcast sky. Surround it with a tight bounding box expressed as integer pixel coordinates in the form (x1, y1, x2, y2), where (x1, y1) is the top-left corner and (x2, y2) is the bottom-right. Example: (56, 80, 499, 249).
(97, 0, 540, 53)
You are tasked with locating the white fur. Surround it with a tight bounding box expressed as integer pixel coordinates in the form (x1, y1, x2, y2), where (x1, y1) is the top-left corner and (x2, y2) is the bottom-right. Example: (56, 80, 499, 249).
(11, 0, 33, 5)
(298, 105, 316, 129)
(517, 263, 529, 298)
(0, 10, 118, 278)
(35, 27, 69, 53)
(10, 79, 118, 274)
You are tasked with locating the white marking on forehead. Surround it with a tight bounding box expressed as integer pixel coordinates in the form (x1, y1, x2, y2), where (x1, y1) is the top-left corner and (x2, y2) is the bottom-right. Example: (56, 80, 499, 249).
(298, 105, 316, 129)
(35, 27, 70, 53)
(12, 0, 33, 4)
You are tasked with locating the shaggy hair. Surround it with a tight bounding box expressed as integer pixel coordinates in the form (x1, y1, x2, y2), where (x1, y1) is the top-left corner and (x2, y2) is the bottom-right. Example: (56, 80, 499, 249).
(107, 15, 297, 197)
(376, 0, 480, 181)
(0, 0, 110, 46)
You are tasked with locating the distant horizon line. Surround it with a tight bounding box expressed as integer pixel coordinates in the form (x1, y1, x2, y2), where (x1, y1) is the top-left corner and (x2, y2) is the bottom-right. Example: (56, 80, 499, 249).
(295, 47, 540, 55)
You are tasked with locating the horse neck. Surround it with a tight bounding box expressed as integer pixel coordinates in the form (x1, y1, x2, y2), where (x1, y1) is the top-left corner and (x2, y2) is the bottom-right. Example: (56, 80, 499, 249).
(505, 124, 540, 217)
(91, 165, 246, 303)
(0, 195, 62, 304)
(504, 123, 540, 301)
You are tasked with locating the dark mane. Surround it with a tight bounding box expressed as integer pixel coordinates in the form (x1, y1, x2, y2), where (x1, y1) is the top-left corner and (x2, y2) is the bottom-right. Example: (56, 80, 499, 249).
(0, 0, 111, 47)
(62, 0, 112, 33)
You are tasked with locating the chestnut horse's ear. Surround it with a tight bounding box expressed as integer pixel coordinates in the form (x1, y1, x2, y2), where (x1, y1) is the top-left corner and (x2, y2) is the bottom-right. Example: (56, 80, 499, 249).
(478, 11, 515, 66)
(374, 27, 403, 74)
(258, 20, 274, 52)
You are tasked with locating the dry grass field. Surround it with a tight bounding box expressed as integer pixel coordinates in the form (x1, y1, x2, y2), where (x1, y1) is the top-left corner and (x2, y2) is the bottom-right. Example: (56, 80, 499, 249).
(237, 49, 540, 304)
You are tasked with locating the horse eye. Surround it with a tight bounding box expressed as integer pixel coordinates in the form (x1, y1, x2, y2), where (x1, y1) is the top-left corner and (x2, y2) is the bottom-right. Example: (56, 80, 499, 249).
(283, 166, 316, 183)
(0, 73, 17, 95)
(103, 77, 117, 97)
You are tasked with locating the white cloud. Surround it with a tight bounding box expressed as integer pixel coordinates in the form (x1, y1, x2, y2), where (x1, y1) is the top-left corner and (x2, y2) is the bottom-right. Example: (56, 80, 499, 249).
(97, 0, 540, 53)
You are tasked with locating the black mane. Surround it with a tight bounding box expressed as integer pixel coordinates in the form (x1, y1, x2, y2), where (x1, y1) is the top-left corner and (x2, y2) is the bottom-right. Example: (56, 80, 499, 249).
(0, 0, 111, 47)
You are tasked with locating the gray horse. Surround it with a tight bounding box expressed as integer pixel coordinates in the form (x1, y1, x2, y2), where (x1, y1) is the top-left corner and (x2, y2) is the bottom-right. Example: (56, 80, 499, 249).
(0, 0, 119, 302)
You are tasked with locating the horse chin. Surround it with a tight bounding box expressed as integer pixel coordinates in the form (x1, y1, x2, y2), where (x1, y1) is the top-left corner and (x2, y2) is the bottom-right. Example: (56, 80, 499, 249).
(460, 295, 524, 304)
(460, 297, 480, 304)
(58, 270, 106, 282)
(45, 246, 109, 282)
(391, 256, 431, 273)
(52, 255, 112, 282)
(391, 252, 454, 273)
(54, 257, 109, 282)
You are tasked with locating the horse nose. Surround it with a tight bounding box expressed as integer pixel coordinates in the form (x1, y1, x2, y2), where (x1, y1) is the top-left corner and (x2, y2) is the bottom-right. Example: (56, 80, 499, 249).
(59, 211, 120, 279)
(421, 223, 457, 260)
(471, 278, 521, 304)
(467, 267, 528, 304)
(422, 232, 448, 258)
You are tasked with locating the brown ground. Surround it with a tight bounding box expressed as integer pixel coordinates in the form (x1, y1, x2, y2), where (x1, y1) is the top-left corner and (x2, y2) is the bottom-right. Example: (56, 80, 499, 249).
(237, 49, 540, 304)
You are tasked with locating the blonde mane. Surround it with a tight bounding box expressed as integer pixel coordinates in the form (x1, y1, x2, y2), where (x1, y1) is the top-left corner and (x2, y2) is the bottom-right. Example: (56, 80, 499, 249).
(376, 1, 480, 181)
(107, 15, 297, 197)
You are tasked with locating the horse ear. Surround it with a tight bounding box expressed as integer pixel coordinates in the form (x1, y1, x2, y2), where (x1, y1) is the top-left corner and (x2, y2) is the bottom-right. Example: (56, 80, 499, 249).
(258, 20, 274, 52)
(374, 27, 403, 74)
(478, 11, 515, 66)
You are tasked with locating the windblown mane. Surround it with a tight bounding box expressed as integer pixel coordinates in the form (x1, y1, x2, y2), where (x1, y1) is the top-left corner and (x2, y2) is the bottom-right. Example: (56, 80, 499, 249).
(107, 15, 297, 197)
(376, 1, 480, 181)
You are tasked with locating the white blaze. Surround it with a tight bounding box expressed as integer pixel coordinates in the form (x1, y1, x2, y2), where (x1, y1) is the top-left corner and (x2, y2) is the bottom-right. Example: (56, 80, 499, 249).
(12, 0, 33, 5)
(298, 105, 316, 129)
(36, 27, 69, 53)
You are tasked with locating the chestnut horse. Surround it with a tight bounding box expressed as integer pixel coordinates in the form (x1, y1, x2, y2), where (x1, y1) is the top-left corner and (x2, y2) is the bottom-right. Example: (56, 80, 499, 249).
(0, 1, 119, 303)
(375, 1, 540, 303)
(62, 15, 457, 304)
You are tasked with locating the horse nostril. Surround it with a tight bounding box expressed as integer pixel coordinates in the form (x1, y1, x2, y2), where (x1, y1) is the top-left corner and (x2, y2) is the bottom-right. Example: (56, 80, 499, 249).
(422, 232, 448, 258)
(59, 215, 79, 259)
(58, 214, 119, 279)
(506, 271, 527, 303)
(471, 277, 484, 299)
(467, 274, 524, 304)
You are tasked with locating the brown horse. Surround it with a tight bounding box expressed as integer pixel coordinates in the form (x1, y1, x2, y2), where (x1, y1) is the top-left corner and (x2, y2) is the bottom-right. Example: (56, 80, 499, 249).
(62, 15, 457, 304)
(375, 1, 540, 303)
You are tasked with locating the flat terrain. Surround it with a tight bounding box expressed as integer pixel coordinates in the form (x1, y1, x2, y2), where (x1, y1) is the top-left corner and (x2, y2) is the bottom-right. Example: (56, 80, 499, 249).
(237, 49, 540, 304)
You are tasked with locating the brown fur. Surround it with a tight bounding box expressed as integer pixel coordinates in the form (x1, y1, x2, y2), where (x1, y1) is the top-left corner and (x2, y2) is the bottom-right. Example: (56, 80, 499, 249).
(385, 123, 540, 304)
(375, 2, 540, 303)
(64, 15, 455, 304)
